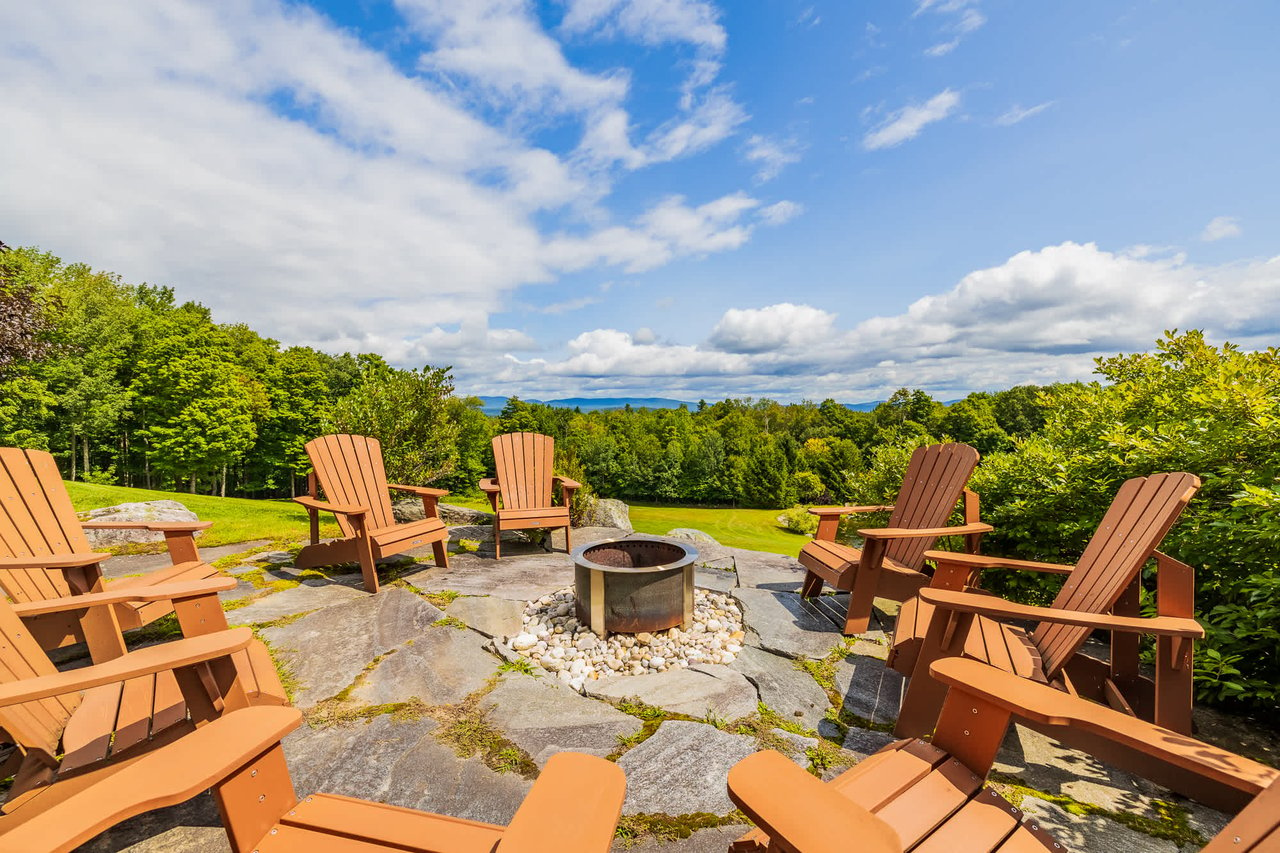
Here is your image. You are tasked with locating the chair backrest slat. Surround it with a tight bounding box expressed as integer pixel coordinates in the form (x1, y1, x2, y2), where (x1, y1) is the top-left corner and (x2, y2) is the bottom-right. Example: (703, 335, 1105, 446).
(492, 433, 556, 511)
(0, 449, 89, 604)
(1034, 472, 1200, 677)
(0, 598, 79, 754)
(305, 436, 395, 535)
(883, 444, 981, 570)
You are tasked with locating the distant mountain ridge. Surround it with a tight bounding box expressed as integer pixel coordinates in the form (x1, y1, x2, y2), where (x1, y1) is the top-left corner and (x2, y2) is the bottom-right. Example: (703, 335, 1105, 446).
(473, 395, 887, 416)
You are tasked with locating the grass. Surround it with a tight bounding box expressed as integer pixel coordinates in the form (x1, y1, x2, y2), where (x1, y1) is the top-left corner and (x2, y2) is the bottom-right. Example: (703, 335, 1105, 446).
(65, 481, 340, 548)
(627, 503, 806, 554)
(69, 481, 808, 556)
(449, 493, 804, 553)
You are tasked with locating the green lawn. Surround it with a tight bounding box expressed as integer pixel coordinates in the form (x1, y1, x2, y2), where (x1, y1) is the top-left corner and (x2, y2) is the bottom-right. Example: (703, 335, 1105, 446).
(65, 483, 805, 556)
(65, 482, 340, 548)
(626, 503, 804, 554)
(446, 494, 803, 554)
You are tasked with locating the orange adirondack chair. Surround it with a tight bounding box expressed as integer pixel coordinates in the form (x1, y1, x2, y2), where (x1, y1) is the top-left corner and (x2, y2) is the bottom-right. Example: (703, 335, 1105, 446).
(727, 657, 1279, 853)
(0, 587, 286, 834)
(0, 447, 220, 657)
(2, 705, 626, 853)
(479, 432, 581, 560)
(798, 443, 990, 635)
(295, 434, 450, 593)
(890, 472, 1203, 740)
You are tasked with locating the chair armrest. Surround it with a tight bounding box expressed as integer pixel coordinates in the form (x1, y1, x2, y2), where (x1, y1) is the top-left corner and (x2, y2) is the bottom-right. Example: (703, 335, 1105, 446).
(0, 552, 111, 571)
(918, 588, 1205, 638)
(923, 550, 1075, 575)
(388, 484, 450, 498)
(500, 752, 625, 853)
(930, 659, 1278, 796)
(553, 476, 582, 490)
(478, 478, 501, 493)
(0, 627, 255, 707)
(859, 523, 993, 540)
(808, 505, 894, 517)
(0, 706, 303, 853)
(10, 577, 236, 617)
(81, 521, 212, 532)
(727, 751, 901, 853)
(292, 496, 368, 516)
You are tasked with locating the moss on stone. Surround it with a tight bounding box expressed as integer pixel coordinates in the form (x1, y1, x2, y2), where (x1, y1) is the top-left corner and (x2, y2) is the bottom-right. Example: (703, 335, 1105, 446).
(804, 738, 856, 777)
(614, 810, 749, 845)
(124, 613, 184, 646)
(497, 657, 538, 676)
(422, 589, 462, 609)
(432, 616, 467, 630)
(427, 677, 538, 778)
(988, 772, 1207, 846)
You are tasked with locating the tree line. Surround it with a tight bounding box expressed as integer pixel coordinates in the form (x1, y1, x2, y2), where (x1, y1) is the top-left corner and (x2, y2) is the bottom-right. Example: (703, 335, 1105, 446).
(2, 246, 1276, 711)
(0, 244, 1050, 505)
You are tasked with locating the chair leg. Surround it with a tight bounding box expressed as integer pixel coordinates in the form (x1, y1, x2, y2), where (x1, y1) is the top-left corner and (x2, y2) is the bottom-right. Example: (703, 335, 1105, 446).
(564, 524, 572, 554)
(894, 610, 972, 738)
(213, 744, 298, 853)
(493, 521, 501, 561)
(842, 574, 877, 635)
(432, 538, 449, 569)
(355, 537, 379, 593)
(799, 570, 823, 598)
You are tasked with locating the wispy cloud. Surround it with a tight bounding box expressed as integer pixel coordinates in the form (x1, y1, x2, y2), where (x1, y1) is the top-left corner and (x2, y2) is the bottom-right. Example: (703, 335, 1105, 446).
(924, 39, 960, 57)
(995, 101, 1055, 126)
(757, 200, 803, 225)
(863, 89, 961, 150)
(742, 134, 804, 182)
(918, 0, 985, 57)
(795, 6, 821, 28)
(1201, 216, 1242, 242)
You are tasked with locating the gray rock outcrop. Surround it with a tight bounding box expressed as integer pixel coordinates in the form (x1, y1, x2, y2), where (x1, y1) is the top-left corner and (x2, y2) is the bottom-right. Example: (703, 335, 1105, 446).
(393, 500, 494, 525)
(579, 497, 632, 531)
(79, 500, 203, 549)
(665, 528, 720, 546)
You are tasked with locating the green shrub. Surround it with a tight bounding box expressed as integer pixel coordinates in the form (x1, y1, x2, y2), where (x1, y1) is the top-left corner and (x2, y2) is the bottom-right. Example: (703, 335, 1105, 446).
(778, 505, 818, 536)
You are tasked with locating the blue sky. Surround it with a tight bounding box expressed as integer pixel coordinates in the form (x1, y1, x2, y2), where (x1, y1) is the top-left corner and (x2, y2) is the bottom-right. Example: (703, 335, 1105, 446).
(2, 1, 1277, 401)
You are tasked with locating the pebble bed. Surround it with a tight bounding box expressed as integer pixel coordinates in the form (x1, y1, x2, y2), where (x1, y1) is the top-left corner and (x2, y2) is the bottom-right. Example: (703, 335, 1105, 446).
(505, 587, 745, 692)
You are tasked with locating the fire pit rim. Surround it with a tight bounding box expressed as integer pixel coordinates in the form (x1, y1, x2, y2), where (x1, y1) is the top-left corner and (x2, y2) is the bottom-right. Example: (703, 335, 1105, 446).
(570, 535, 700, 573)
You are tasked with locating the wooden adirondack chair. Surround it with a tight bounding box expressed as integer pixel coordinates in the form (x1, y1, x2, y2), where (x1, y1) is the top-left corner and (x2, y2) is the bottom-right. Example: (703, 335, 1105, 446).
(2, 704, 626, 853)
(294, 434, 450, 593)
(0, 584, 286, 834)
(798, 442, 990, 635)
(727, 657, 1279, 853)
(0, 447, 220, 656)
(479, 432, 581, 560)
(890, 471, 1203, 741)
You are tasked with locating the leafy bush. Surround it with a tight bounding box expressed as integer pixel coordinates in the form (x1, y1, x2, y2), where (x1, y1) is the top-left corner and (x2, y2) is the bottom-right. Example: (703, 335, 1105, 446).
(968, 332, 1280, 710)
(777, 505, 818, 536)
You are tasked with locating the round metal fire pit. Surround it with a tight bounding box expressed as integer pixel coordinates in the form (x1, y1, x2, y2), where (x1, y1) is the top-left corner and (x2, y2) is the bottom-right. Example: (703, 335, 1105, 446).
(573, 537, 699, 637)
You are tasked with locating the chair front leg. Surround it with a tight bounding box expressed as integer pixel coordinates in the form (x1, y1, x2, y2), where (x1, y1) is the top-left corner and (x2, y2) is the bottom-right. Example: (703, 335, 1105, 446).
(895, 606, 974, 738)
(843, 538, 887, 635)
(350, 516, 378, 593)
(213, 743, 299, 853)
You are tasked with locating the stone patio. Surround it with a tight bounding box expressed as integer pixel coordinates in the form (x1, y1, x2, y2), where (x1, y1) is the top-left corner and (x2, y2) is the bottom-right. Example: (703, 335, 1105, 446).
(84, 528, 1243, 852)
